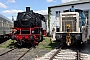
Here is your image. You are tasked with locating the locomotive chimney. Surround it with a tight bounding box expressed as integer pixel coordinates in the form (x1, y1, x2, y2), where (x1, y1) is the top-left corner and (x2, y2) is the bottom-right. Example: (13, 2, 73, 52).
(26, 7, 30, 12)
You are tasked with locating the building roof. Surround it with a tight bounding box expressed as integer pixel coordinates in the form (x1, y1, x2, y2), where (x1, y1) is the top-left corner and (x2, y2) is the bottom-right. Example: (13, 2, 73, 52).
(48, 0, 90, 8)
(0, 14, 11, 22)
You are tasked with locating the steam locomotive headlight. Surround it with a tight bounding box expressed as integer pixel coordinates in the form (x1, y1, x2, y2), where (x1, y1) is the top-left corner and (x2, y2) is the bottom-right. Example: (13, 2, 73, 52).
(75, 34, 81, 40)
(32, 30, 34, 34)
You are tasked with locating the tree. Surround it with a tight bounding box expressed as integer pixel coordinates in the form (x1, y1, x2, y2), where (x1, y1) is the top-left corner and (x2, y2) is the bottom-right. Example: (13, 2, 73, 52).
(48, 7, 52, 33)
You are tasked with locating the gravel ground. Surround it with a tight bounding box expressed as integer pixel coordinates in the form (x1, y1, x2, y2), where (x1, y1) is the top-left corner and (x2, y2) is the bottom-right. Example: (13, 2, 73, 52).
(0, 37, 52, 60)
(34, 43, 90, 60)
(80, 43, 90, 60)
(20, 47, 50, 60)
(0, 46, 51, 60)
(34, 49, 57, 60)
(0, 48, 29, 60)
(0, 48, 11, 55)
(0, 38, 90, 60)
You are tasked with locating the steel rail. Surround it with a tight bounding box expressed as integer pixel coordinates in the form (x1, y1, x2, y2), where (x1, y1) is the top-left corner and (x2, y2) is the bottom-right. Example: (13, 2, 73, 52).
(76, 50, 81, 60)
(0, 48, 15, 56)
(17, 48, 32, 60)
(49, 44, 64, 60)
(49, 48, 61, 60)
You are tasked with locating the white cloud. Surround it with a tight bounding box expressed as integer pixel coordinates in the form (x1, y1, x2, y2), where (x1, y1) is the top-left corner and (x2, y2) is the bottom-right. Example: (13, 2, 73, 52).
(0, 2, 7, 9)
(7, 0, 15, 3)
(2, 9, 23, 14)
(61, 0, 78, 3)
(47, 0, 56, 2)
(7, 9, 48, 21)
(35, 10, 48, 15)
(3, 9, 47, 21)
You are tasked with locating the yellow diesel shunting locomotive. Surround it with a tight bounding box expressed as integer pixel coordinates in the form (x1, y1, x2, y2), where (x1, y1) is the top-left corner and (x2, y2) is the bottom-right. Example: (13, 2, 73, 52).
(55, 7, 88, 46)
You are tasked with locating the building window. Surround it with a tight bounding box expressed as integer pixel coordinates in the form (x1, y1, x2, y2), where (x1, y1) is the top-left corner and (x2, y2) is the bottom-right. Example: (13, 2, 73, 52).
(56, 11, 60, 17)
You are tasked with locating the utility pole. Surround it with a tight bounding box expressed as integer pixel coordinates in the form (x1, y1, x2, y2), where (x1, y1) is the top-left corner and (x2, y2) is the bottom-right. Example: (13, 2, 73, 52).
(12, 16, 14, 43)
(12, 16, 14, 21)
(12, 16, 14, 27)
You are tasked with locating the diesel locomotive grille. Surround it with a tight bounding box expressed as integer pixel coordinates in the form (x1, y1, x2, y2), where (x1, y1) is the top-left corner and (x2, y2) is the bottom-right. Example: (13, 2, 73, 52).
(62, 17, 76, 32)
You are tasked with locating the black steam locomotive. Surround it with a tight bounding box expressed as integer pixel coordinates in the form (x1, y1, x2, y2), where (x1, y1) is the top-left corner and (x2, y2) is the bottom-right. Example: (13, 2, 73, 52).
(11, 7, 46, 46)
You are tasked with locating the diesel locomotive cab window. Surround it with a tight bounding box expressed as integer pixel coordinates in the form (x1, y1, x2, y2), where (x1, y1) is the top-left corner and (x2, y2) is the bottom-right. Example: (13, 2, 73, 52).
(62, 17, 76, 32)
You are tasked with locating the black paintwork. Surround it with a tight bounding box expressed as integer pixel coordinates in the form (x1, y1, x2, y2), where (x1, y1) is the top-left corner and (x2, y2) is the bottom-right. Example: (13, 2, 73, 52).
(14, 7, 45, 28)
(56, 33, 82, 45)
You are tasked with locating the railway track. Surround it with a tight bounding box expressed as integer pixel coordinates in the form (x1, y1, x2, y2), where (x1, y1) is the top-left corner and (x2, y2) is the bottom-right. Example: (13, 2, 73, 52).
(49, 45, 81, 60)
(0, 47, 33, 60)
(17, 48, 32, 60)
(35, 45, 90, 60)
(77, 50, 81, 60)
(0, 48, 15, 56)
(49, 47, 90, 60)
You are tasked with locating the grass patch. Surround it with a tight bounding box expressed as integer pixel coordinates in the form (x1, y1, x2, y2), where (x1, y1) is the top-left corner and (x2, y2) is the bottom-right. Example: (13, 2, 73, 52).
(37, 37, 60, 50)
(0, 39, 17, 48)
(87, 38, 90, 43)
(0, 37, 61, 50)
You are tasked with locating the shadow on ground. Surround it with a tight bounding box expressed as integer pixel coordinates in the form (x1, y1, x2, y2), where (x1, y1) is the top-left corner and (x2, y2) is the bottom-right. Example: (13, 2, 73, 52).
(7, 42, 32, 49)
(45, 41, 61, 49)
(0, 38, 9, 44)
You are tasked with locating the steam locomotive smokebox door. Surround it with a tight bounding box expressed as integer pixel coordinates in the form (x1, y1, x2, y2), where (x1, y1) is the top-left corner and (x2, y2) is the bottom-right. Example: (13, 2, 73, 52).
(26, 7, 30, 12)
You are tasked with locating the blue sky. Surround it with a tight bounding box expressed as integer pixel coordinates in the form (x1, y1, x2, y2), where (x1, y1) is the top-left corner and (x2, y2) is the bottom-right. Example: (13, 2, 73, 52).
(0, 0, 77, 21)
